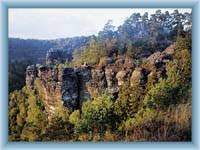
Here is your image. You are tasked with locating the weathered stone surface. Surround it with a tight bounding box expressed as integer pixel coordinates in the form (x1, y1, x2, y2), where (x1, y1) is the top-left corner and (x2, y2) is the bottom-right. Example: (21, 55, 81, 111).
(115, 57, 125, 66)
(145, 47, 173, 72)
(26, 63, 93, 113)
(106, 57, 115, 64)
(26, 65, 37, 86)
(144, 44, 175, 80)
(105, 67, 119, 94)
(145, 52, 163, 71)
(75, 66, 92, 105)
(116, 70, 128, 86)
(25, 44, 176, 117)
(61, 68, 78, 108)
(124, 57, 135, 70)
(130, 67, 147, 87)
(163, 44, 175, 55)
(87, 68, 107, 97)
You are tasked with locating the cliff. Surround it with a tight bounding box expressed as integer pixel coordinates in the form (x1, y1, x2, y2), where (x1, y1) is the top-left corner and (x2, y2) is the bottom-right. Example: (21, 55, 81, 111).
(26, 45, 175, 116)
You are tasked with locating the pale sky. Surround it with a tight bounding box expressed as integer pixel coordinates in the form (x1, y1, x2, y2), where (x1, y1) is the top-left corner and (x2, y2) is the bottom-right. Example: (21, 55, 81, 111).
(9, 8, 191, 40)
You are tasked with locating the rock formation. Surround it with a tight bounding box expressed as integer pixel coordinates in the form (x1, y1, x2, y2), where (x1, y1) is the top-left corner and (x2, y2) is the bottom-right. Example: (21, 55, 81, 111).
(25, 45, 175, 116)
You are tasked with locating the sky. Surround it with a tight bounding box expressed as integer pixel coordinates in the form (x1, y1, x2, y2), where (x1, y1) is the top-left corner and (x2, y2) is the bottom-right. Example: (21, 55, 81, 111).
(9, 8, 191, 40)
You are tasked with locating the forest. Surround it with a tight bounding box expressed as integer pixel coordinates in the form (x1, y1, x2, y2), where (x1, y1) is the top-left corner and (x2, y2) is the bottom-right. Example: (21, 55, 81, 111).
(9, 9, 192, 141)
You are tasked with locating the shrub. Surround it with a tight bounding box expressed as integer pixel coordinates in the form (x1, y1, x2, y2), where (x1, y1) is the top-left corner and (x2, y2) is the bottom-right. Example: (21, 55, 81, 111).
(41, 116, 73, 141)
(114, 83, 144, 120)
(144, 49, 191, 109)
(75, 92, 117, 135)
(119, 102, 191, 141)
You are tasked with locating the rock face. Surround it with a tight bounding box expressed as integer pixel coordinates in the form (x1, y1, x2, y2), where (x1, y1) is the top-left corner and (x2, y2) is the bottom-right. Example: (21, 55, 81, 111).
(87, 67, 107, 97)
(26, 64, 91, 114)
(26, 56, 136, 114)
(143, 44, 175, 80)
(75, 67, 92, 106)
(26, 65, 37, 86)
(25, 44, 175, 116)
(116, 70, 129, 86)
(130, 67, 147, 87)
(145, 46, 174, 72)
(61, 68, 79, 108)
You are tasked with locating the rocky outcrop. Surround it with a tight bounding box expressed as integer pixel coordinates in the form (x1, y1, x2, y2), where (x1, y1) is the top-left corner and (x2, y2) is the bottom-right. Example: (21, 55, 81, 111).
(86, 56, 135, 97)
(145, 45, 174, 72)
(87, 67, 107, 97)
(105, 67, 119, 94)
(61, 68, 79, 108)
(25, 44, 175, 117)
(26, 64, 91, 114)
(116, 70, 129, 86)
(26, 65, 37, 86)
(163, 44, 175, 55)
(26, 55, 136, 113)
(130, 67, 147, 87)
(75, 67, 92, 106)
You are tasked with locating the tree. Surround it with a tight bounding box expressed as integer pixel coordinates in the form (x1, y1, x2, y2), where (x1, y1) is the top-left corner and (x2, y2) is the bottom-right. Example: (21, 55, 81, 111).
(41, 116, 73, 141)
(74, 92, 117, 135)
(9, 90, 28, 141)
(140, 12, 149, 38)
(114, 82, 144, 121)
(98, 20, 115, 41)
(171, 10, 185, 37)
(81, 37, 106, 65)
(144, 48, 191, 109)
(126, 41, 137, 58)
(174, 35, 191, 52)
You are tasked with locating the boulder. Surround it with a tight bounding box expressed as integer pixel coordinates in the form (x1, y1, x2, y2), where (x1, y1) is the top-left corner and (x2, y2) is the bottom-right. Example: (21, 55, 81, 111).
(116, 70, 128, 86)
(163, 44, 175, 55)
(130, 67, 147, 87)
(105, 68, 119, 94)
(124, 57, 135, 70)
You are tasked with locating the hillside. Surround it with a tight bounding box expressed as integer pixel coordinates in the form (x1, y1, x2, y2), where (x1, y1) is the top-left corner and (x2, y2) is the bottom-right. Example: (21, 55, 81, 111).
(9, 9, 192, 141)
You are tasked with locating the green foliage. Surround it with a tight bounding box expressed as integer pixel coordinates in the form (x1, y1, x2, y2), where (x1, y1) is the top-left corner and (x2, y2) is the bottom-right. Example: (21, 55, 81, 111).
(57, 62, 74, 72)
(9, 10, 192, 142)
(174, 35, 191, 52)
(21, 122, 42, 141)
(72, 48, 84, 66)
(121, 108, 157, 132)
(115, 83, 144, 120)
(119, 102, 191, 141)
(54, 101, 70, 121)
(41, 116, 73, 141)
(69, 110, 81, 125)
(145, 68, 158, 92)
(75, 92, 117, 135)
(9, 89, 28, 141)
(126, 42, 137, 58)
(144, 79, 179, 108)
(173, 49, 191, 84)
(99, 57, 109, 67)
(81, 38, 106, 65)
(9, 60, 32, 92)
(144, 48, 191, 109)
(9, 86, 48, 141)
